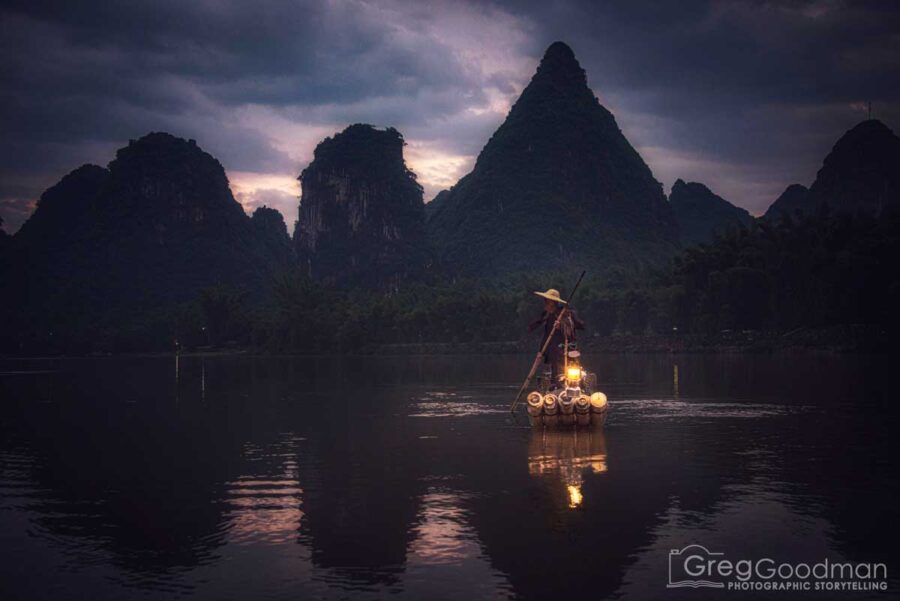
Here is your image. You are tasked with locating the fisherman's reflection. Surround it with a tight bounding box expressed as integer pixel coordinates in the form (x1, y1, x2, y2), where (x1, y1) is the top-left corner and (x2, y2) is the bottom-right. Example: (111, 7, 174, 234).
(527, 429, 608, 508)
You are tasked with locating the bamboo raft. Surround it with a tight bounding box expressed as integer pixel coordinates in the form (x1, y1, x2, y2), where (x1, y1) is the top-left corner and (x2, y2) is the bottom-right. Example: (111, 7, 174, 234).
(525, 364, 608, 428)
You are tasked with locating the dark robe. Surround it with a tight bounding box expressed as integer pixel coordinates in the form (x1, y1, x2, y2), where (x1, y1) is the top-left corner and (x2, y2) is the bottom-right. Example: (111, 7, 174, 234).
(528, 306, 585, 378)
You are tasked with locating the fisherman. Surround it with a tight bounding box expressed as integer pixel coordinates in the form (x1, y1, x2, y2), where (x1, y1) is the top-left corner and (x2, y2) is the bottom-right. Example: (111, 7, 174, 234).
(528, 288, 585, 384)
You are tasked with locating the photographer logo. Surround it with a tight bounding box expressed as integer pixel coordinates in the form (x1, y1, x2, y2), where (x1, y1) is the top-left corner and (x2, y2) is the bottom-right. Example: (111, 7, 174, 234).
(667, 544, 888, 593)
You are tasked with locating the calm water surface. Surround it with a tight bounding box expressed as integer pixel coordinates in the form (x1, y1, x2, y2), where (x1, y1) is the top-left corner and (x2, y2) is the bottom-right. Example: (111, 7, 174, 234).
(0, 353, 897, 600)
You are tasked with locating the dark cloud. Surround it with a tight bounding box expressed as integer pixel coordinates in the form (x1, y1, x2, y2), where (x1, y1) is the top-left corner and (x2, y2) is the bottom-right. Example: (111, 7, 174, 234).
(0, 0, 531, 230)
(1, 0, 899, 230)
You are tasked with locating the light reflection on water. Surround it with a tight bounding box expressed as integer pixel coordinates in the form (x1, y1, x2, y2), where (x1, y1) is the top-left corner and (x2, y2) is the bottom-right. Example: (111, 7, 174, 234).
(528, 429, 608, 509)
(613, 398, 799, 419)
(224, 437, 304, 547)
(0, 353, 897, 600)
(409, 391, 509, 417)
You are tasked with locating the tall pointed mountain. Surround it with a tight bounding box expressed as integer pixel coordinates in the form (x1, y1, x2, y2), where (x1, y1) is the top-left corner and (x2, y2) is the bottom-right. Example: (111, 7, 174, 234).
(669, 179, 753, 245)
(8, 132, 293, 351)
(426, 41, 678, 276)
(293, 124, 428, 287)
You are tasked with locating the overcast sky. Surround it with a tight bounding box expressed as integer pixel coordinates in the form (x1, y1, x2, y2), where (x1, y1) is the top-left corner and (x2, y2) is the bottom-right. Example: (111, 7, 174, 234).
(2, 0, 898, 233)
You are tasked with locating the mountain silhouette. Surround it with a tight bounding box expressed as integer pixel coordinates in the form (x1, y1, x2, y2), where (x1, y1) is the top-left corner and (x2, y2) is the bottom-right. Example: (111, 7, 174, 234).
(293, 124, 428, 287)
(426, 41, 678, 276)
(764, 184, 810, 220)
(251, 205, 295, 266)
(808, 119, 900, 215)
(763, 120, 900, 219)
(7, 132, 292, 351)
(670, 179, 753, 245)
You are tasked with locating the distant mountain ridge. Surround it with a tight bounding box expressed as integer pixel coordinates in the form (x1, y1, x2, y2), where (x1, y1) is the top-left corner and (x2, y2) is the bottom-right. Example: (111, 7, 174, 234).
(427, 41, 678, 276)
(669, 179, 753, 245)
(252, 205, 295, 266)
(763, 119, 900, 219)
(764, 184, 810, 220)
(6, 132, 293, 350)
(808, 119, 900, 214)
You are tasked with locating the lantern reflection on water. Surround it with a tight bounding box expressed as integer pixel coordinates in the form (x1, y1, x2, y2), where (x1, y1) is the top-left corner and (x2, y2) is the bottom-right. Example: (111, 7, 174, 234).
(566, 484, 583, 508)
(527, 429, 608, 509)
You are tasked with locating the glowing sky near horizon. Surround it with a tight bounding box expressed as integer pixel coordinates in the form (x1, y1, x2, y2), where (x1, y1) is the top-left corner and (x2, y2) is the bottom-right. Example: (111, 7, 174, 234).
(1, 0, 898, 234)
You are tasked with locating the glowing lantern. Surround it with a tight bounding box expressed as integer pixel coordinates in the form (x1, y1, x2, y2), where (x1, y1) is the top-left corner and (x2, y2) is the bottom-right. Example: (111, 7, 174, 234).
(565, 365, 583, 386)
(567, 484, 583, 508)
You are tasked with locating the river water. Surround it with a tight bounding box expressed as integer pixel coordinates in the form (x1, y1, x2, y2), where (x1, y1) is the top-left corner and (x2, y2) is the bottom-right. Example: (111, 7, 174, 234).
(0, 353, 896, 599)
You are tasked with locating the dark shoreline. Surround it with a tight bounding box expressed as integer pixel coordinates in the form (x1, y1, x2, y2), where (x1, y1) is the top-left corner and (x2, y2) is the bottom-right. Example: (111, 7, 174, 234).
(374, 324, 890, 355)
(1, 324, 892, 359)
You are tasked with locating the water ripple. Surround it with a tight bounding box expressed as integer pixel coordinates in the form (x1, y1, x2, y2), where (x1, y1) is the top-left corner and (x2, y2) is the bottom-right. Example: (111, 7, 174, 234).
(408, 393, 507, 418)
(613, 398, 808, 419)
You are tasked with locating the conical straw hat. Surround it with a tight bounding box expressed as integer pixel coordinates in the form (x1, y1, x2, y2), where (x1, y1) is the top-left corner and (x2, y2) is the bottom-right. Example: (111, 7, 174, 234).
(533, 288, 567, 304)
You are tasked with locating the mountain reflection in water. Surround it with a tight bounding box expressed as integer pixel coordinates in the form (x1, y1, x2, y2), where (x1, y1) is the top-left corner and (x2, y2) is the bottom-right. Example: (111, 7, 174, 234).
(0, 353, 896, 600)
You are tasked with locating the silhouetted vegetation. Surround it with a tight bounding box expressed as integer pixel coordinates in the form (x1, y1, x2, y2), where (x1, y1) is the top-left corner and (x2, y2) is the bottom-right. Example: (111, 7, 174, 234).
(252, 207, 900, 353)
(667, 207, 900, 333)
(4, 206, 899, 355)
